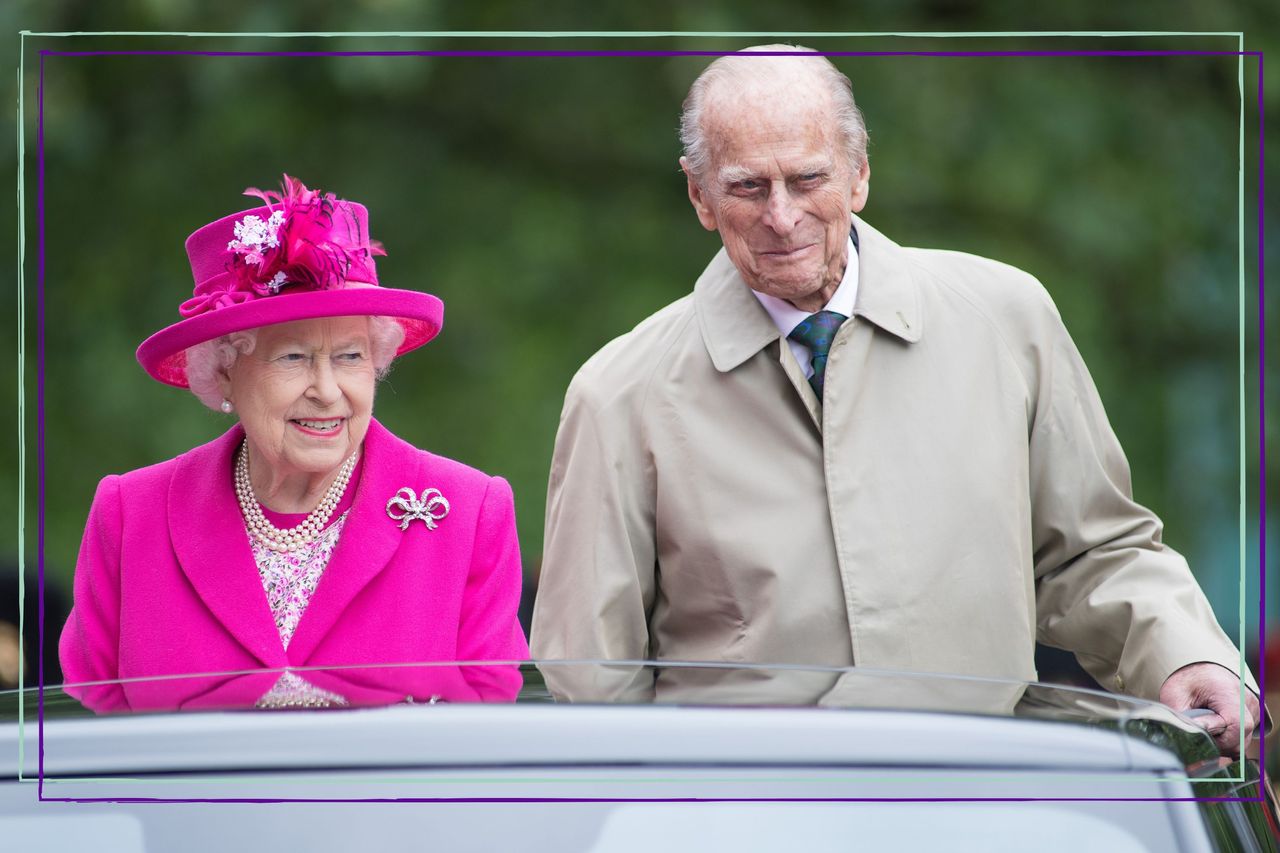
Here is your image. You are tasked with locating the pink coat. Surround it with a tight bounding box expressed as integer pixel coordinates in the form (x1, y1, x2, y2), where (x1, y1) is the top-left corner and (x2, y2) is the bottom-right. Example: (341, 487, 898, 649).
(59, 419, 529, 712)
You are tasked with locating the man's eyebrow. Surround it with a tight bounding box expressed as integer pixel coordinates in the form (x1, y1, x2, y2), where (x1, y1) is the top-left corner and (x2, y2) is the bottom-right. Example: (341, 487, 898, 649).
(717, 165, 758, 184)
(716, 163, 834, 185)
(794, 161, 833, 176)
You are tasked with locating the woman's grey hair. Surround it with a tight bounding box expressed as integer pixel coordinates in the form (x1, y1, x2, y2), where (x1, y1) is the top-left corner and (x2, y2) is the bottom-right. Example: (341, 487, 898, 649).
(185, 315, 407, 411)
(679, 44, 869, 184)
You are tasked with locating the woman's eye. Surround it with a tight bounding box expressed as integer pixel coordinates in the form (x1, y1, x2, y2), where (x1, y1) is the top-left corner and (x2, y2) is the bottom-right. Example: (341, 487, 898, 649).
(278, 353, 307, 363)
(337, 351, 365, 362)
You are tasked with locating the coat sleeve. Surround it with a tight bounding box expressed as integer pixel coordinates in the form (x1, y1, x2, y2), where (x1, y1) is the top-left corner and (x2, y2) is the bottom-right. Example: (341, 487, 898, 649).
(530, 373, 658, 702)
(58, 475, 130, 713)
(1025, 294, 1256, 702)
(457, 475, 530, 701)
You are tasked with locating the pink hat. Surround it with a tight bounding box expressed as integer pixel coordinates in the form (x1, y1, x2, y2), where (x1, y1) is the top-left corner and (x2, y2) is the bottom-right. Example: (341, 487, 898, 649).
(137, 175, 443, 388)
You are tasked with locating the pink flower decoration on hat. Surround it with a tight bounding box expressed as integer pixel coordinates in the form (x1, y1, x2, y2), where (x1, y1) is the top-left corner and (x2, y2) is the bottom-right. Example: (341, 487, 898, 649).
(230, 174, 385, 297)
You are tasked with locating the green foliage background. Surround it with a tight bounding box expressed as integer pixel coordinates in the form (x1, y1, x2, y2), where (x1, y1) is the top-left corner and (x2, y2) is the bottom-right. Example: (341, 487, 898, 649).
(3, 4, 1276, 650)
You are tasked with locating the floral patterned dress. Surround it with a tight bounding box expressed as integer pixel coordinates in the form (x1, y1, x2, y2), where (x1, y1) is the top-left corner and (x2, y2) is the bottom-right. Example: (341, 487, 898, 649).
(249, 461, 362, 709)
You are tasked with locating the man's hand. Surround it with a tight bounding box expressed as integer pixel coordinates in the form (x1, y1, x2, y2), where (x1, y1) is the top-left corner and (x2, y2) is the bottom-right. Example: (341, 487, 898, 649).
(1159, 662, 1261, 756)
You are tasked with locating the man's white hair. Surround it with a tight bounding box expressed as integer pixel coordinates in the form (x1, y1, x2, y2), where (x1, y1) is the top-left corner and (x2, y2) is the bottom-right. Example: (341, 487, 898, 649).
(679, 44, 869, 183)
(185, 315, 406, 411)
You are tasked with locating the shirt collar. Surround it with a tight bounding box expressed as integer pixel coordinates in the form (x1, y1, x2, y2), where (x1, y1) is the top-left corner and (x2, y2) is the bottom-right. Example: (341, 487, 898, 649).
(695, 215, 923, 373)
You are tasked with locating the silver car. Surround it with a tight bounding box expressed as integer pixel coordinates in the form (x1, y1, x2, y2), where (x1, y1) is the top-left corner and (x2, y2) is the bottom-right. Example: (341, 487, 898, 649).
(0, 662, 1275, 852)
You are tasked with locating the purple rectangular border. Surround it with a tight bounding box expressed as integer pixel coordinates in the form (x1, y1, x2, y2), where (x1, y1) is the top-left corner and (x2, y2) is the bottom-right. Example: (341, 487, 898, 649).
(31, 45, 1267, 805)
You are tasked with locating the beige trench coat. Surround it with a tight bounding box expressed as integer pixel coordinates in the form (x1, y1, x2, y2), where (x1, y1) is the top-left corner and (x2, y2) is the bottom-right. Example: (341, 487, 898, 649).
(531, 216, 1251, 704)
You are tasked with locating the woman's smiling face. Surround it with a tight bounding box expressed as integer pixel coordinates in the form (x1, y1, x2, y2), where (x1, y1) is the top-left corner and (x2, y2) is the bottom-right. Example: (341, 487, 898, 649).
(221, 316, 376, 486)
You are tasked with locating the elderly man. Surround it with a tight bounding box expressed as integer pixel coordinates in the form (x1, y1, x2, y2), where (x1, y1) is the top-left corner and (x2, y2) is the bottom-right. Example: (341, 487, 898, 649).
(530, 47, 1261, 750)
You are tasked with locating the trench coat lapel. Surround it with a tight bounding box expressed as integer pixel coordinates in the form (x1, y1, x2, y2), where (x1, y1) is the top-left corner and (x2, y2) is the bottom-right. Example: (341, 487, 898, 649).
(286, 418, 407, 662)
(169, 425, 286, 668)
(694, 248, 781, 374)
(849, 215, 923, 344)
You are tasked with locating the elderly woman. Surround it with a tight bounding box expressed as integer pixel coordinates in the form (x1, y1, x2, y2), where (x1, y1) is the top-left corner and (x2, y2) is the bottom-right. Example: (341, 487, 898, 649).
(59, 176, 528, 712)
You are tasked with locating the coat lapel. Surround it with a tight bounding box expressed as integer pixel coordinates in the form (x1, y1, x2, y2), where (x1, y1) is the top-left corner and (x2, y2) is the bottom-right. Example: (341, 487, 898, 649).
(169, 425, 287, 668)
(694, 248, 782, 374)
(849, 215, 924, 344)
(285, 418, 409, 663)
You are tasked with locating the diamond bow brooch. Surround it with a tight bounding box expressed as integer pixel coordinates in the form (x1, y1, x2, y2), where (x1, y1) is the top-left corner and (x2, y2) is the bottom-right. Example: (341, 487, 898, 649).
(386, 487, 450, 531)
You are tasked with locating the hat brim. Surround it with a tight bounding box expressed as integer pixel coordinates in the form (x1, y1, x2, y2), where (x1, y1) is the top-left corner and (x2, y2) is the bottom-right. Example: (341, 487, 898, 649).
(136, 287, 444, 388)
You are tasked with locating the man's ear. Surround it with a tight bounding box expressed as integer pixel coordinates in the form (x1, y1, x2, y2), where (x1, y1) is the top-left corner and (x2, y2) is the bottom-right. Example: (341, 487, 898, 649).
(850, 159, 871, 214)
(680, 156, 720, 233)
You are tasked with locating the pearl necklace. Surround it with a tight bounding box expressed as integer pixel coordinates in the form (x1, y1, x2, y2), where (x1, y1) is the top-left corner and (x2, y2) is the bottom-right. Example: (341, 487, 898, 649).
(234, 442, 358, 553)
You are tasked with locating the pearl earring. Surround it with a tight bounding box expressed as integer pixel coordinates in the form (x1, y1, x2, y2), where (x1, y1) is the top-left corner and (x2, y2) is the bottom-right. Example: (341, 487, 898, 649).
(220, 399, 234, 414)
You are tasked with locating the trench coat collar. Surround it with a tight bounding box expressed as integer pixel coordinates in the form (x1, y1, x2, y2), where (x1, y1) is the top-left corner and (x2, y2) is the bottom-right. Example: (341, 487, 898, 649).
(169, 417, 409, 666)
(695, 215, 923, 373)
(849, 215, 924, 345)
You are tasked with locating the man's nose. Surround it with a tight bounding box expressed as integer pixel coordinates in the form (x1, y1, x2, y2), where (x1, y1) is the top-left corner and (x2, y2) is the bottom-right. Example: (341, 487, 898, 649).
(763, 184, 802, 236)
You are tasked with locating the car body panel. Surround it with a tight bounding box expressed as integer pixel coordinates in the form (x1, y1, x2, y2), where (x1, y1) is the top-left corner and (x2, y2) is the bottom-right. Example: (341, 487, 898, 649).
(0, 663, 1271, 852)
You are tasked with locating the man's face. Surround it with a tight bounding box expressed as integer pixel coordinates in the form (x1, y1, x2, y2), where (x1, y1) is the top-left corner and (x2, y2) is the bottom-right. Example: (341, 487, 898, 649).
(682, 92, 869, 310)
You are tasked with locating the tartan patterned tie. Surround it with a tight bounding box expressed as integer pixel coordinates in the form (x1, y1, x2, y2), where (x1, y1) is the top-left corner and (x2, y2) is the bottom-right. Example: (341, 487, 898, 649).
(788, 310, 848, 400)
